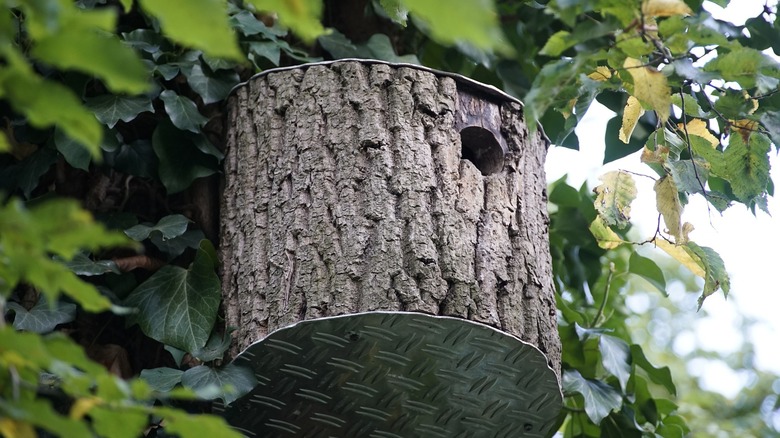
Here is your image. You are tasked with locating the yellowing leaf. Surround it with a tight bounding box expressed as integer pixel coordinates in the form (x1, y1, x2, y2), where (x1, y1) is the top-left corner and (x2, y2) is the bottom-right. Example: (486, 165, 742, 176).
(641, 145, 669, 165)
(642, 0, 693, 17)
(588, 66, 613, 81)
(654, 176, 684, 242)
(70, 397, 102, 420)
(729, 119, 759, 143)
(620, 96, 645, 143)
(0, 418, 36, 438)
(679, 118, 718, 147)
(0, 131, 10, 153)
(589, 216, 625, 249)
(623, 57, 671, 123)
(594, 170, 637, 229)
(654, 239, 705, 277)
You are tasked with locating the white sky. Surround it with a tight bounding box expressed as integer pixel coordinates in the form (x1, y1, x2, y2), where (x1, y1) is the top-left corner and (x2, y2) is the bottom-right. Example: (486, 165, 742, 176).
(545, 0, 779, 398)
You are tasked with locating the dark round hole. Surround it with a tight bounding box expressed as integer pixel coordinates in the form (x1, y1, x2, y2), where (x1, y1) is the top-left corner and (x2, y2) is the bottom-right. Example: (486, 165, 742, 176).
(459, 126, 504, 175)
(523, 423, 533, 432)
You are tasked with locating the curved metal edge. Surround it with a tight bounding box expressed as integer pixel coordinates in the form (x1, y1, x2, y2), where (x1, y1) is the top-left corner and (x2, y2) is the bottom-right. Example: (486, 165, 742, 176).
(232, 310, 563, 399)
(228, 59, 518, 104)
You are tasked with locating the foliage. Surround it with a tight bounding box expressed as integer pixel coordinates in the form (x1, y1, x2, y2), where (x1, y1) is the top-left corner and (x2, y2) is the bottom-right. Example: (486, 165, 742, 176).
(0, 0, 778, 436)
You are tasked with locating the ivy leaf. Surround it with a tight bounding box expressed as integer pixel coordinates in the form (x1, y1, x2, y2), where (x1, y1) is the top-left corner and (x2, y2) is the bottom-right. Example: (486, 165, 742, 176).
(623, 57, 671, 123)
(53, 127, 91, 171)
(318, 30, 371, 59)
(628, 252, 666, 293)
(64, 253, 120, 276)
(183, 64, 240, 105)
(104, 139, 158, 179)
(125, 214, 190, 242)
(630, 344, 676, 395)
(122, 29, 165, 54)
(85, 95, 154, 128)
(7, 296, 77, 333)
(181, 364, 257, 404)
(123, 240, 221, 352)
(563, 369, 623, 424)
(594, 170, 637, 229)
(151, 229, 206, 260)
(248, 41, 281, 66)
(191, 330, 232, 362)
(654, 176, 684, 242)
(599, 335, 631, 392)
(138, 0, 242, 60)
(140, 367, 184, 392)
(152, 122, 220, 194)
(159, 90, 208, 133)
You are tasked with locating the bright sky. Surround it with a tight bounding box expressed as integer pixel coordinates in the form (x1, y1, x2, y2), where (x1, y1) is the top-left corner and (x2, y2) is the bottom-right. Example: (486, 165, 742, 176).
(545, 1, 779, 398)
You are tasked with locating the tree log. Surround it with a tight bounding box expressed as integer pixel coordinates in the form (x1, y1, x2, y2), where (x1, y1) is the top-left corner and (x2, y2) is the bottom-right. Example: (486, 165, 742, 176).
(221, 60, 560, 374)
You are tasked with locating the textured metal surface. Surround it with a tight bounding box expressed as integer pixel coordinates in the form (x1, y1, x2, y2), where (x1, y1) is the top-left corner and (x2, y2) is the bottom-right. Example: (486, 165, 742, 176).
(219, 312, 562, 437)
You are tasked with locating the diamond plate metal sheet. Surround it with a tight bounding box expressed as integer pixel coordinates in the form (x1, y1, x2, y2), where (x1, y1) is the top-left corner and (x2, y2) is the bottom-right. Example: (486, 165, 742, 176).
(218, 312, 562, 437)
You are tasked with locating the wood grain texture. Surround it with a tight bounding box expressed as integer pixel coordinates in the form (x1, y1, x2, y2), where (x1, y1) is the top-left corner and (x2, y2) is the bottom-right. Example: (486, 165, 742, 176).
(221, 61, 560, 374)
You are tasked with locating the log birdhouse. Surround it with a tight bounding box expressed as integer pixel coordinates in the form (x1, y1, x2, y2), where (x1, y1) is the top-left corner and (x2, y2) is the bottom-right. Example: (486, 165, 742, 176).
(218, 60, 562, 437)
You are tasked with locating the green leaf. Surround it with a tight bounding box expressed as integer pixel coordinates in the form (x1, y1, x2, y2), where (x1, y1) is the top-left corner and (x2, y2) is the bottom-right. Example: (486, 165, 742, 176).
(703, 47, 777, 90)
(630, 344, 675, 395)
(152, 122, 220, 194)
(152, 229, 206, 260)
(593, 170, 637, 229)
(378, 0, 409, 25)
(140, 367, 184, 392)
(604, 114, 648, 163)
(159, 90, 208, 133)
(0, 147, 58, 198)
(540, 30, 574, 57)
(0, 49, 102, 157)
(124, 241, 221, 352)
(181, 364, 257, 404)
(122, 29, 165, 54)
(138, 0, 242, 60)
(32, 29, 150, 95)
(628, 252, 666, 293)
(191, 330, 232, 362)
(7, 296, 77, 333)
(64, 253, 121, 276)
(400, 0, 512, 54)
(54, 127, 91, 171)
(153, 407, 242, 438)
(90, 406, 148, 438)
(104, 139, 158, 179)
(2, 397, 92, 437)
(760, 110, 780, 151)
(245, 0, 324, 42)
(589, 216, 625, 250)
(599, 335, 630, 392)
(125, 214, 191, 242)
(85, 95, 154, 128)
(563, 369, 623, 424)
(248, 41, 282, 66)
(317, 30, 371, 59)
(685, 242, 730, 308)
(182, 64, 240, 105)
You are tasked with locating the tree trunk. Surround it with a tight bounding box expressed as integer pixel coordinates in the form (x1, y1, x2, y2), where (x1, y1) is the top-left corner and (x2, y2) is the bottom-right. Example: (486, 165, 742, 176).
(220, 60, 560, 374)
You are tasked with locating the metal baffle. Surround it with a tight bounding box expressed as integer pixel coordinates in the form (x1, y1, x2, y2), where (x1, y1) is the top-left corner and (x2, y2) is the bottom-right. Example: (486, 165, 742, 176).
(217, 312, 562, 437)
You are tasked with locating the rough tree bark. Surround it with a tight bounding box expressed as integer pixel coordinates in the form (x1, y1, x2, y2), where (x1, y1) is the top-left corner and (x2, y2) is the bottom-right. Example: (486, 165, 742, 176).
(221, 60, 560, 374)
